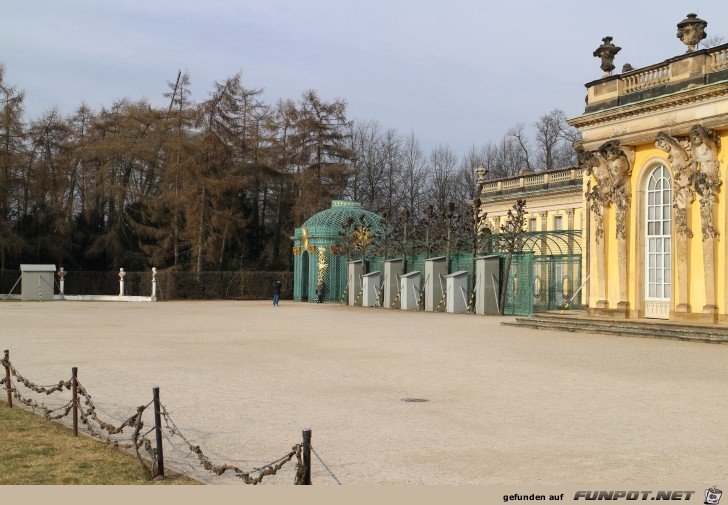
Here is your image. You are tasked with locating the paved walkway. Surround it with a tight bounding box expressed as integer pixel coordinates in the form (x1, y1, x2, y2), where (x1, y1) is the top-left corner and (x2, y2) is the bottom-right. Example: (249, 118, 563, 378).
(1, 300, 725, 485)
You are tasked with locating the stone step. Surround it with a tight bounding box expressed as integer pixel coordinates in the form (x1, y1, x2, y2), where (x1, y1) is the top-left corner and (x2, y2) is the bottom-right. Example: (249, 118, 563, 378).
(532, 312, 728, 335)
(502, 317, 728, 344)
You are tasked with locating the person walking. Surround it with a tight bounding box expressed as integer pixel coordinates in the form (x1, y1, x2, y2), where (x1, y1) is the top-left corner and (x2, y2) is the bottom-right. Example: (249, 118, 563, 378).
(316, 279, 325, 303)
(272, 279, 282, 307)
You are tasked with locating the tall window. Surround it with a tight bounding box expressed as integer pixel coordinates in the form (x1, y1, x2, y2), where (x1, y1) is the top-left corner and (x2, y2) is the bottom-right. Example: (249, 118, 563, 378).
(646, 165, 671, 300)
(529, 218, 537, 232)
(553, 215, 563, 231)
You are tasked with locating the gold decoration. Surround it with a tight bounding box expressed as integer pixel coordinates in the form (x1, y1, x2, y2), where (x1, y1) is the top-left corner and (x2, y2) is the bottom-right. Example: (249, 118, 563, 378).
(301, 228, 309, 250)
(292, 246, 301, 255)
(352, 227, 371, 246)
(317, 246, 329, 282)
(307, 246, 315, 254)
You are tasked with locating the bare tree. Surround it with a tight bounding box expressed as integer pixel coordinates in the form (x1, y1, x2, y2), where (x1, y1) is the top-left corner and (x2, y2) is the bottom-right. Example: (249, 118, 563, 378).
(399, 132, 426, 223)
(507, 123, 533, 171)
(701, 34, 726, 49)
(351, 119, 384, 210)
(427, 144, 458, 218)
(497, 198, 527, 315)
(484, 136, 526, 179)
(379, 128, 403, 219)
(533, 109, 579, 170)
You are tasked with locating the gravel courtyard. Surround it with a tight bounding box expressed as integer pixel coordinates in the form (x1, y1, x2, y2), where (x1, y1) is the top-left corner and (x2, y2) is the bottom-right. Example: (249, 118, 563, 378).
(1, 300, 725, 485)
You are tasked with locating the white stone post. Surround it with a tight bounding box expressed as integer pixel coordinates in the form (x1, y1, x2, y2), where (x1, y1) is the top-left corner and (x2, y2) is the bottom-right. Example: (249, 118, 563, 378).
(57, 267, 66, 295)
(151, 267, 157, 300)
(119, 268, 126, 296)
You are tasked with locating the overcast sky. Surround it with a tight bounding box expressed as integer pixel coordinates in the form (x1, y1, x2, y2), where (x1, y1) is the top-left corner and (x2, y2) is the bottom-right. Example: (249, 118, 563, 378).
(2, 0, 728, 157)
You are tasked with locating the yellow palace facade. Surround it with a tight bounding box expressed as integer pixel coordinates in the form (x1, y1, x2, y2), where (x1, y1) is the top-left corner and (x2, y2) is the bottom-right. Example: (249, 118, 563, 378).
(569, 15, 728, 322)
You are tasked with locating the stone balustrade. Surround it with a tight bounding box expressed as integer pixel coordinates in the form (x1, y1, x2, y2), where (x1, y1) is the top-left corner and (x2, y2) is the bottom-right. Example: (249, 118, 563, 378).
(710, 46, 728, 72)
(622, 64, 671, 94)
(502, 178, 521, 190)
(586, 42, 728, 113)
(480, 167, 581, 196)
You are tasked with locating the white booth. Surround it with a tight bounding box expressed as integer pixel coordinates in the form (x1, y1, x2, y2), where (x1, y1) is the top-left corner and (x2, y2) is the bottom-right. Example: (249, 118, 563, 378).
(383, 258, 404, 309)
(424, 256, 447, 312)
(445, 270, 469, 314)
(475, 255, 502, 315)
(362, 271, 381, 307)
(347, 260, 364, 306)
(400, 271, 421, 311)
(20, 264, 56, 301)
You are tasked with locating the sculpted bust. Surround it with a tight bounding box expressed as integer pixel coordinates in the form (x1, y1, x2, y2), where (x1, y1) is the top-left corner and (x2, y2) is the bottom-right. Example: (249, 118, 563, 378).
(599, 140, 633, 207)
(689, 125, 722, 240)
(655, 132, 694, 210)
(690, 125, 721, 183)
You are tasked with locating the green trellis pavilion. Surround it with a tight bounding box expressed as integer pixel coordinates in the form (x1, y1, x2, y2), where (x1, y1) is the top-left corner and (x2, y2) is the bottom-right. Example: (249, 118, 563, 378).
(291, 200, 382, 302)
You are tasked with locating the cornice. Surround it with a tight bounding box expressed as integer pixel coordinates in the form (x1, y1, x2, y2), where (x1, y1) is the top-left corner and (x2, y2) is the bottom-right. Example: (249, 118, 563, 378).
(480, 186, 582, 205)
(569, 82, 728, 130)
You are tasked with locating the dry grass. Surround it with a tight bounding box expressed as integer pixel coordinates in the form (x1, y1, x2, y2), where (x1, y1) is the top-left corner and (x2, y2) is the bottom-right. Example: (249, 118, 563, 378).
(0, 403, 199, 485)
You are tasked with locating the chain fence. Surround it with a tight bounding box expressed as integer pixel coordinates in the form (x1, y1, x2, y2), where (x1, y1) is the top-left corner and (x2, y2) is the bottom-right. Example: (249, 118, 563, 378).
(1, 351, 321, 485)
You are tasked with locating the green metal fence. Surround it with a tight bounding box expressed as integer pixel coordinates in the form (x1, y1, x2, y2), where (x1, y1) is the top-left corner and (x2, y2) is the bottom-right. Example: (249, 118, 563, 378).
(532, 255, 582, 312)
(292, 230, 583, 313)
(501, 252, 534, 316)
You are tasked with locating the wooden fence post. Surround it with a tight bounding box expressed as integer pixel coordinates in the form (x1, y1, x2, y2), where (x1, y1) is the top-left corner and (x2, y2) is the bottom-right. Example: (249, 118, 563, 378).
(4, 350, 11, 408)
(302, 429, 312, 485)
(152, 387, 165, 478)
(72, 367, 78, 436)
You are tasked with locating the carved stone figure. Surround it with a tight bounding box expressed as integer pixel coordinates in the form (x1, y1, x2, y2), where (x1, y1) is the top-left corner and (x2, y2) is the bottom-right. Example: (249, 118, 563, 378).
(576, 143, 610, 244)
(689, 124, 721, 315)
(655, 132, 694, 237)
(690, 125, 721, 183)
(690, 125, 721, 238)
(599, 141, 634, 240)
(677, 13, 707, 52)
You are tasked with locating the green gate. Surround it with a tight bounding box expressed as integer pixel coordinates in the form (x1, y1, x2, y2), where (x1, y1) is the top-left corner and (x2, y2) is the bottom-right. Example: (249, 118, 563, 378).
(532, 255, 582, 312)
(501, 252, 534, 316)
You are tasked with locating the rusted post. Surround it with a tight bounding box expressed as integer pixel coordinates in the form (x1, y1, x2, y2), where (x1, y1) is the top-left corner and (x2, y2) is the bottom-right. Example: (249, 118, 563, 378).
(4, 350, 11, 408)
(302, 429, 312, 485)
(72, 367, 78, 436)
(153, 387, 165, 478)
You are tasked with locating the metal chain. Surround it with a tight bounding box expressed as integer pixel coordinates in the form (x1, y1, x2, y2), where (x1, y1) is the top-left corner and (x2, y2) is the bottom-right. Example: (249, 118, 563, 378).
(76, 381, 140, 435)
(10, 381, 74, 421)
(130, 404, 158, 478)
(2, 358, 71, 394)
(311, 447, 342, 485)
(161, 405, 302, 485)
(4, 357, 309, 484)
(76, 386, 131, 424)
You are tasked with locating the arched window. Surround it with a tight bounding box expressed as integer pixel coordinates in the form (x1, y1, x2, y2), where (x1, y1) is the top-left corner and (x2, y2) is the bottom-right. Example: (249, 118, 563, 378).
(645, 165, 671, 317)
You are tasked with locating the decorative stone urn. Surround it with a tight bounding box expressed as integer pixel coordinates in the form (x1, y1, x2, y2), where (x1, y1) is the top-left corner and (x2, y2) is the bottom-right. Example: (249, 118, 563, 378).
(475, 165, 488, 185)
(677, 13, 707, 52)
(593, 36, 621, 77)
